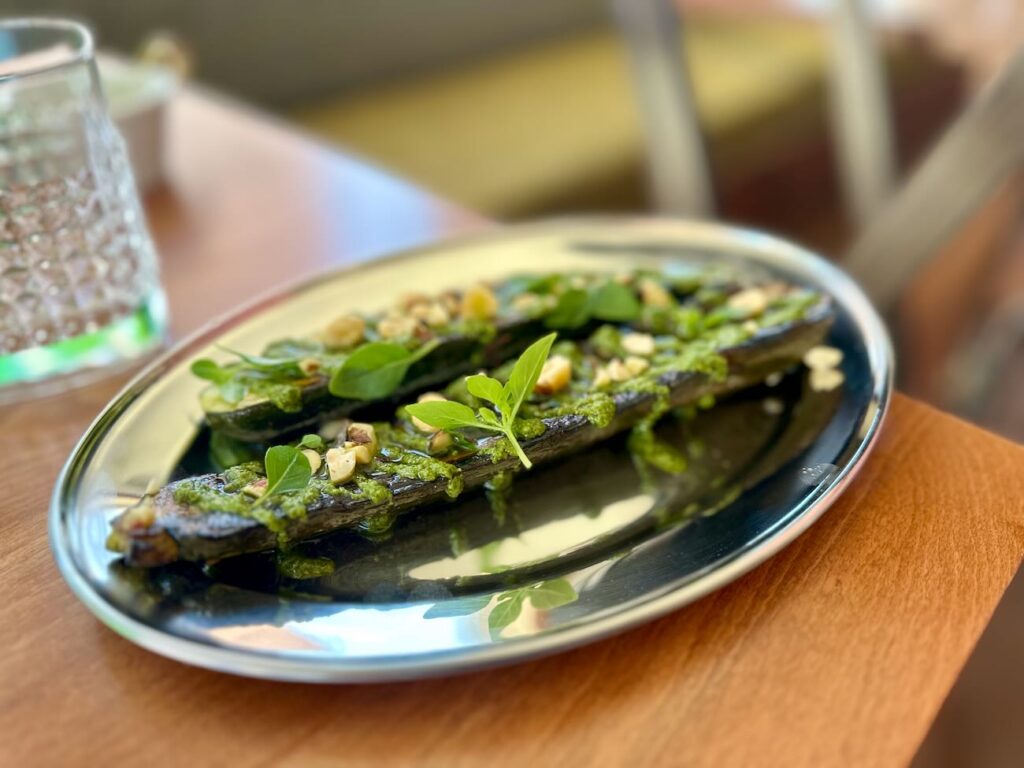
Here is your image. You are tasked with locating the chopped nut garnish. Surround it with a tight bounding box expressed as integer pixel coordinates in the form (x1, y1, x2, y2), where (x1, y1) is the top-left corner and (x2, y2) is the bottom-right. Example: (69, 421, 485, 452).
(319, 419, 351, 441)
(803, 345, 844, 371)
(423, 302, 450, 327)
(594, 367, 612, 389)
(428, 430, 453, 454)
(512, 292, 542, 314)
(399, 291, 430, 310)
(639, 279, 672, 307)
(301, 449, 322, 474)
(534, 355, 572, 395)
(241, 478, 267, 498)
(605, 358, 633, 382)
(325, 447, 357, 484)
(344, 441, 373, 465)
(346, 422, 378, 456)
(613, 273, 634, 285)
(324, 314, 366, 349)
(621, 332, 655, 356)
(411, 392, 446, 432)
(377, 315, 421, 340)
(460, 283, 499, 320)
(298, 357, 321, 376)
(624, 356, 650, 376)
(742, 320, 759, 334)
(726, 288, 768, 316)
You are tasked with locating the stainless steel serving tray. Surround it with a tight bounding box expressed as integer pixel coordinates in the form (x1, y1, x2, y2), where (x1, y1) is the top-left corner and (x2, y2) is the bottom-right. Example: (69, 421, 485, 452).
(50, 218, 892, 682)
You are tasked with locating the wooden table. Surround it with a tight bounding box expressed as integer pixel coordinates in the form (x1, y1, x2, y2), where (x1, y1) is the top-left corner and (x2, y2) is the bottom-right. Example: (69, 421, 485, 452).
(2, 90, 1023, 767)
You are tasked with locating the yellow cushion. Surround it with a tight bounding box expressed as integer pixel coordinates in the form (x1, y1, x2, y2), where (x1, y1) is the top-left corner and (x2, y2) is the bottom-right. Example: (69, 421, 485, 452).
(290, 17, 881, 217)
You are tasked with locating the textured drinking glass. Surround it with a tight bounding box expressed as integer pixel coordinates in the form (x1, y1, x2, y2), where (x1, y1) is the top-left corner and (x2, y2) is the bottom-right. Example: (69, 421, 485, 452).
(0, 19, 166, 401)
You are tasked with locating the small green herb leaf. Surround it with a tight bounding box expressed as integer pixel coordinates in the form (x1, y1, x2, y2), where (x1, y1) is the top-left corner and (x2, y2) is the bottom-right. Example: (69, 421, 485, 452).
(191, 358, 233, 385)
(466, 374, 507, 409)
(405, 400, 491, 433)
(545, 288, 590, 329)
(298, 434, 325, 451)
(329, 339, 439, 399)
(504, 332, 557, 418)
(477, 408, 500, 427)
(525, 578, 577, 609)
(263, 445, 312, 498)
(219, 346, 305, 378)
(589, 281, 641, 322)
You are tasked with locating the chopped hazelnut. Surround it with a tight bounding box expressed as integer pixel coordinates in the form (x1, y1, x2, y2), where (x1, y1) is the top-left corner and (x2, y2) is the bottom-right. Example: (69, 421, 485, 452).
(423, 302, 450, 327)
(726, 288, 768, 316)
(411, 392, 446, 432)
(621, 332, 655, 357)
(241, 478, 267, 498)
(377, 315, 421, 340)
(399, 291, 430, 310)
(460, 283, 499, 320)
(594, 368, 612, 389)
(301, 449, 321, 474)
(298, 357, 321, 376)
(534, 355, 572, 395)
(343, 441, 373, 465)
(606, 358, 633, 382)
(346, 422, 378, 457)
(324, 314, 365, 349)
(624, 356, 650, 376)
(639, 279, 672, 307)
(742, 320, 759, 335)
(325, 447, 357, 484)
(428, 431, 453, 455)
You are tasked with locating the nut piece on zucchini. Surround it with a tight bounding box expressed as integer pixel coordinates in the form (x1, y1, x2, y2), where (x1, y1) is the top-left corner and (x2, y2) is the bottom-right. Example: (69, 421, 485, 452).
(428, 430, 453, 454)
(301, 449, 322, 473)
(410, 392, 446, 432)
(325, 447, 357, 484)
(621, 332, 655, 357)
(534, 355, 572, 395)
(324, 314, 366, 349)
(346, 422, 378, 456)
(639, 279, 672, 307)
(460, 283, 499, 320)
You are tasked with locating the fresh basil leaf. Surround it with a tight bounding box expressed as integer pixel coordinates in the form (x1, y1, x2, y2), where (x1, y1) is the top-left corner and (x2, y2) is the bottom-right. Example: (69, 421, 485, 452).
(503, 332, 557, 420)
(191, 358, 233, 385)
(298, 434, 325, 451)
(589, 281, 641, 322)
(423, 595, 492, 619)
(219, 346, 305, 378)
(329, 339, 438, 399)
(466, 373, 507, 409)
(477, 408, 500, 427)
(525, 578, 577, 609)
(263, 445, 312, 497)
(544, 288, 590, 329)
(404, 400, 489, 433)
(488, 591, 526, 632)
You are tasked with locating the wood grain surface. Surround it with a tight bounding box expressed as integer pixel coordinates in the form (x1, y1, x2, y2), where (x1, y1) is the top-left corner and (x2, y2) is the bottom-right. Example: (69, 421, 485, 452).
(1, 91, 1023, 768)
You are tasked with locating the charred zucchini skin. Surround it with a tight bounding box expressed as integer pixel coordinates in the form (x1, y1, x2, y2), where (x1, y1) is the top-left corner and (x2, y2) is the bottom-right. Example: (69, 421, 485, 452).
(122, 300, 834, 567)
(204, 319, 546, 443)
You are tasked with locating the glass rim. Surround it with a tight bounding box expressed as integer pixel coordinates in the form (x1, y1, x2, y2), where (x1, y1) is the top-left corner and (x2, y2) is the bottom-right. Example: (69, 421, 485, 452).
(0, 17, 94, 82)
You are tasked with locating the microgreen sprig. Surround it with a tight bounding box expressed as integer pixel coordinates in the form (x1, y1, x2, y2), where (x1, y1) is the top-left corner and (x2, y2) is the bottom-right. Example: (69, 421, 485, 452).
(405, 332, 557, 469)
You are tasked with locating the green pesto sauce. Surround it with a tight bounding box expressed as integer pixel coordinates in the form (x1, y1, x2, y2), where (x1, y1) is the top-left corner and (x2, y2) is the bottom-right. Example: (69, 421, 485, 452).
(354, 474, 393, 505)
(277, 551, 335, 579)
(173, 480, 252, 515)
(374, 449, 463, 498)
(540, 392, 617, 428)
(249, 379, 302, 413)
(480, 436, 517, 464)
(512, 417, 547, 440)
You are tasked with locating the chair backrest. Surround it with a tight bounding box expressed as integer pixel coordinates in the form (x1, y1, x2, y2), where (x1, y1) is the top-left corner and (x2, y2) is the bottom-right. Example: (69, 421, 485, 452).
(612, 0, 896, 228)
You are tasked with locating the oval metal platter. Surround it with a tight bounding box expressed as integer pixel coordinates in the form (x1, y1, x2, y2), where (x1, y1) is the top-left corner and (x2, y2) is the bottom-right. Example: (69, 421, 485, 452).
(50, 218, 892, 682)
